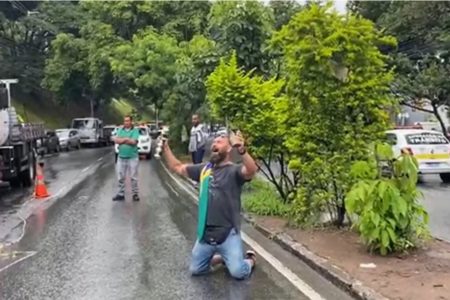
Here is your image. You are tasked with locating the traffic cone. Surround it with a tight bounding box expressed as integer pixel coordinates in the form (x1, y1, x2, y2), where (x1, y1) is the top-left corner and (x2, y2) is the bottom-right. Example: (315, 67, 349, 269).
(34, 162, 49, 199)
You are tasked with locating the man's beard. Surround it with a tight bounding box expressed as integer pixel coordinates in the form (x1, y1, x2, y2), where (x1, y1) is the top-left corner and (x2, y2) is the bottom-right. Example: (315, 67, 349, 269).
(210, 151, 227, 164)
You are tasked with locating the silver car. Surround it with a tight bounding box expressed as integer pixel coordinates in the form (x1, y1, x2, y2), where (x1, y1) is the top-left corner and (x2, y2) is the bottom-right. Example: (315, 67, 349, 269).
(56, 129, 81, 151)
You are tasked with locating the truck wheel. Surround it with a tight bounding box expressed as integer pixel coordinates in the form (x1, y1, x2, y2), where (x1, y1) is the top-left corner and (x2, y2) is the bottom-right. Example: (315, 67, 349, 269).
(20, 153, 36, 187)
(440, 173, 450, 184)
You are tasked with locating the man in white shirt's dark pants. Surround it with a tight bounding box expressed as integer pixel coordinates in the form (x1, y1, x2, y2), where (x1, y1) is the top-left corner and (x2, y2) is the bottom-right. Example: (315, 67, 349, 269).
(189, 114, 206, 164)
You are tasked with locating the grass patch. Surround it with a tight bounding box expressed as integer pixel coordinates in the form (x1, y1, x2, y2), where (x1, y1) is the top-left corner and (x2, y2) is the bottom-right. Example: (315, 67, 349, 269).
(243, 178, 290, 217)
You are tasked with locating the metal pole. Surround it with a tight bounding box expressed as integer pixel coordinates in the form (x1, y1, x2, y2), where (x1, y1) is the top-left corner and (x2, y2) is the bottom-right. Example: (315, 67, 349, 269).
(6, 83, 11, 107)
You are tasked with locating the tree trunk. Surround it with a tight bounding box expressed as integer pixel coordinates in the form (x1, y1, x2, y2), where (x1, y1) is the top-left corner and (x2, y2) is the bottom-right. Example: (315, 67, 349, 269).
(90, 97, 94, 118)
(432, 103, 447, 135)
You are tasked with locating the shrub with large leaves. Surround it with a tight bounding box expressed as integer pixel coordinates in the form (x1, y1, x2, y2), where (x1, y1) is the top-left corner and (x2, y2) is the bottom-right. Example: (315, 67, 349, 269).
(346, 143, 429, 255)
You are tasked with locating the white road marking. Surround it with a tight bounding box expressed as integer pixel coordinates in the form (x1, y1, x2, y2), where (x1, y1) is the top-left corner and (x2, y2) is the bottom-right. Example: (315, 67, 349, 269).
(4, 214, 27, 247)
(81, 166, 90, 173)
(167, 184, 179, 197)
(97, 157, 103, 162)
(161, 163, 326, 300)
(0, 251, 37, 273)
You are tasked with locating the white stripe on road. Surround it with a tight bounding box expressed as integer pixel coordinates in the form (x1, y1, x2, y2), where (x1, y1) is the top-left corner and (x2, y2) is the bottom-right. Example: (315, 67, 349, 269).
(0, 251, 37, 273)
(167, 184, 179, 197)
(161, 163, 326, 300)
(97, 157, 103, 162)
(81, 166, 90, 173)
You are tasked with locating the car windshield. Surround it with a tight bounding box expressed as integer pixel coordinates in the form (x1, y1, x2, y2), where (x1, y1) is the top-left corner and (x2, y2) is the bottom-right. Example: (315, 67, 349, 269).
(56, 130, 69, 138)
(139, 128, 148, 136)
(406, 133, 449, 145)
(72, 119, 94, 129)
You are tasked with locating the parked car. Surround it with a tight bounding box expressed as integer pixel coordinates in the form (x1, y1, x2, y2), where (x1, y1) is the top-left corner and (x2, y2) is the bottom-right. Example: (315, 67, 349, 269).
(103, 125, 116, 146)
(37, 130, 60, 155)
(137, 126, 153, 159)
(386, 129, 450, 183)
(114, 126, 153, 161)
(147, 122, 159, 139)
(56, 129, 81, 151)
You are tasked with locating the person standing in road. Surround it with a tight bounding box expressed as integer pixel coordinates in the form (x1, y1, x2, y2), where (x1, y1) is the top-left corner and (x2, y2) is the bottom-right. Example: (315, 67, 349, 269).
(189, 114, 207, 164)
(163, 131, 258, 280)
(112, 115, 140, 202)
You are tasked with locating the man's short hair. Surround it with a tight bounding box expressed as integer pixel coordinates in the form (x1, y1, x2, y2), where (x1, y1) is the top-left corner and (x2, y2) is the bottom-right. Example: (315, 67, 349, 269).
(124, 115, 133, 121)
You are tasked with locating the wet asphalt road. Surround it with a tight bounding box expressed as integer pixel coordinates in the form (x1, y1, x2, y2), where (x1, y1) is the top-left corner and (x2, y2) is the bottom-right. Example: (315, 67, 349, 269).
(419, 175, 450, 242)
(0, 148, 112, 241)
(0, 148, 354, 300)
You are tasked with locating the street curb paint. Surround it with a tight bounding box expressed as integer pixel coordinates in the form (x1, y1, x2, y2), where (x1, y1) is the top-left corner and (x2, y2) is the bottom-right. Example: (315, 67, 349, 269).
(160, 160, 389, 300)
(246, 218, 389, 300)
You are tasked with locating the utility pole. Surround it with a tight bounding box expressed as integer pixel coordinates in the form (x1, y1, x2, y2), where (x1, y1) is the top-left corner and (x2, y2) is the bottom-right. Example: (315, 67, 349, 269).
(0, 79, 19, 108)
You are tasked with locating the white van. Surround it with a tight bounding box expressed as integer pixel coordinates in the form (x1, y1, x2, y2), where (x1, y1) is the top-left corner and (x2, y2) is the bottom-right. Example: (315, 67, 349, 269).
(71, 117, 104, 146)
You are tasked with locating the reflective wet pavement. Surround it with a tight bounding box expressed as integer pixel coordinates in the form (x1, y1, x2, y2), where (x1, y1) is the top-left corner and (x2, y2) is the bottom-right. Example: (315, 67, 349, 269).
(0, 151, 352, 299)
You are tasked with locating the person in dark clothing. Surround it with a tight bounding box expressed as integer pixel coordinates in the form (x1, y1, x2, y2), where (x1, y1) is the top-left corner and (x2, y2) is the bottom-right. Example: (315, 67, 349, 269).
(188, 114, 207, 164)
(163, 131, 258, 279)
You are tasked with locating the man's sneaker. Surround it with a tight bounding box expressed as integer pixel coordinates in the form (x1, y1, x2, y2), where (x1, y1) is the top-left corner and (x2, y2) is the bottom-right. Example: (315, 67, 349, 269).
(245, 250, 256, 266)
(113, 194, 125, 201)
(132, 194, 140, 202)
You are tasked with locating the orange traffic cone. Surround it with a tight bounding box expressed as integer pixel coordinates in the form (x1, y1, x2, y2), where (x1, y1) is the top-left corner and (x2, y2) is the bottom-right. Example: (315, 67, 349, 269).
(34, 162, 49, 199)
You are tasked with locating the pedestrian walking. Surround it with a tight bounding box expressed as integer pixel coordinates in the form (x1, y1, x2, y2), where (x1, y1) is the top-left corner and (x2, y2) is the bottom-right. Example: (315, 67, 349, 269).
(112, 115, 140, 202)
(163, 130, 258, 280)
(188, 114, 207, 164)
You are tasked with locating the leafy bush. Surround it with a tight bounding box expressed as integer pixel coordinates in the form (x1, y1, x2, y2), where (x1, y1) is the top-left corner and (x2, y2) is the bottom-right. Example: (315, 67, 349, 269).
(271, 3, 397, 226)
(206, 53, 299, 202)
(346, 143, 429, 255)
(243, 179, 290, 217)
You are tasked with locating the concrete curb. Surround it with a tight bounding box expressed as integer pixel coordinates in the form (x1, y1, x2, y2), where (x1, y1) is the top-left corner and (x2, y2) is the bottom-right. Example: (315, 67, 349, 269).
(0, 160, 104, 244)
(160, 161, 389, 300)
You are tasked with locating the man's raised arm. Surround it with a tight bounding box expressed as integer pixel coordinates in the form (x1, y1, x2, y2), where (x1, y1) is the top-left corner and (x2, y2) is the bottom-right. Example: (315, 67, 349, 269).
(163, 142, 189, 177)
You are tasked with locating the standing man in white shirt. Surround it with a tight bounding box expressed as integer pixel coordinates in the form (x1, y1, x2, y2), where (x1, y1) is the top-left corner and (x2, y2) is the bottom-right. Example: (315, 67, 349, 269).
(189, 114, 207, 164)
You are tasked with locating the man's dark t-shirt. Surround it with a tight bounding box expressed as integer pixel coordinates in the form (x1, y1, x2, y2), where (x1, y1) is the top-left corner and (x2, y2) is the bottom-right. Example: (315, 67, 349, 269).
(186, 163, 247, 242)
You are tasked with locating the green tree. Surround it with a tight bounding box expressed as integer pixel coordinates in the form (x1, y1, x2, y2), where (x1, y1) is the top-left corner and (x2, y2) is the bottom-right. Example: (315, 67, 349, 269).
(269, 0, 303, 30)
(351, 1, 450, 134)
(43, 20, 120, 116)
(208, 1, 273, 75)
(162, 35, 219, 152)
(273, 3, 397, 226)
(0, 1, 82, 94)
(110, 28, 180, 122)
(80, 1, 210, 42)
(207, 54, 297, 201)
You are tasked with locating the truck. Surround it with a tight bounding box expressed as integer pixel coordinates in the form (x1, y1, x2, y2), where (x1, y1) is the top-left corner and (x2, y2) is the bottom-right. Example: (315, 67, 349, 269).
(71, 117, 105, 147)
(0, 79, 44, 188)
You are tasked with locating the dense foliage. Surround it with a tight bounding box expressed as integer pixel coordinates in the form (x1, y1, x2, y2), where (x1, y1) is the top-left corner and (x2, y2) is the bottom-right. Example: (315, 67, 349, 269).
(207, 54, 296, 201)
(350, 1, 450, 134)
(346, 143, 429, 254)
(273, 3, 396, 226)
